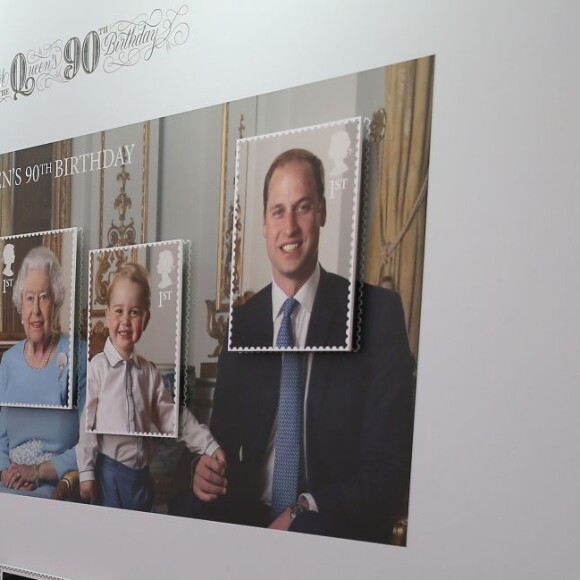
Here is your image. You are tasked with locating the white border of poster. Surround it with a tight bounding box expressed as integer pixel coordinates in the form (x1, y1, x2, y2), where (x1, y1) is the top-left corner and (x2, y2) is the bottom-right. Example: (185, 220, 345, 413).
(0, 2, 578, 580)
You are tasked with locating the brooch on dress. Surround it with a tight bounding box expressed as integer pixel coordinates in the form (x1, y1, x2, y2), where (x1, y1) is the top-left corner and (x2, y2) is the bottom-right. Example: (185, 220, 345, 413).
(57, 352, 68, 380)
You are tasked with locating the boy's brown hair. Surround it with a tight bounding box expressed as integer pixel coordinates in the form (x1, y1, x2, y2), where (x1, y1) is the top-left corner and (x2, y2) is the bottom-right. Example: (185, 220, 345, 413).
(107, 262, 151, 311)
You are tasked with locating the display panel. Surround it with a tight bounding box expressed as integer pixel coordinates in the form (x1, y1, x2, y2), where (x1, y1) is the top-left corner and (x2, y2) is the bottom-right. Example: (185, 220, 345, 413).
(2, 2, 577, 580)
(0, 56, 434, 547)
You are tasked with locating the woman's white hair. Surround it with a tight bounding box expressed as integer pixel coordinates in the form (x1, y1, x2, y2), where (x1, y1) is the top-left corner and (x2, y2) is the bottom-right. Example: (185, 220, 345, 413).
(12, 246, 66, 314)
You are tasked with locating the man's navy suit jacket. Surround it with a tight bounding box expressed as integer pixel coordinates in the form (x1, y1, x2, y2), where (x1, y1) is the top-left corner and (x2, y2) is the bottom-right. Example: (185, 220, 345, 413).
(229, 269, 352, 349)
(212, 270, 415, 542)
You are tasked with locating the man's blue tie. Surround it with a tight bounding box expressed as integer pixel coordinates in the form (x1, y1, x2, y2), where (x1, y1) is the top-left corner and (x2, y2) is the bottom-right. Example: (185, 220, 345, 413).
(271, 297, 304, 520)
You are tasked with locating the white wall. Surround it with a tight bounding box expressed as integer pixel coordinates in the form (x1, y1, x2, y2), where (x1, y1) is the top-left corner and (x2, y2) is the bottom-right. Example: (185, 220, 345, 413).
(0, 1, 578, 580)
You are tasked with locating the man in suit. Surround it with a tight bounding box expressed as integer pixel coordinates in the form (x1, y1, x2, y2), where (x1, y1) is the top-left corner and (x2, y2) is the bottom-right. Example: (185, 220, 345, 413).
(172, 149, 414, 543)
(230, 147, 350, 350)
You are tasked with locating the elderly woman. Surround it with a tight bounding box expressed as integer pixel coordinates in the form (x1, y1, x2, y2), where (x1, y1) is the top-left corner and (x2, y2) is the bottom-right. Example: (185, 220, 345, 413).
(0, 246, 85, 497)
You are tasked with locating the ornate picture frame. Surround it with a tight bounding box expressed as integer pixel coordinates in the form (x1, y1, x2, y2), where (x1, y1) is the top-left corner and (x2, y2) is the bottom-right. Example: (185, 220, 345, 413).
(92, 121, 154, 319)
(0, 141, 72, 339)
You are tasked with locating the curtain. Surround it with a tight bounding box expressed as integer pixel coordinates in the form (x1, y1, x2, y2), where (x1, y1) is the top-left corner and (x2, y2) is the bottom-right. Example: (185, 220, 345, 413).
(365, 56, 434, 359)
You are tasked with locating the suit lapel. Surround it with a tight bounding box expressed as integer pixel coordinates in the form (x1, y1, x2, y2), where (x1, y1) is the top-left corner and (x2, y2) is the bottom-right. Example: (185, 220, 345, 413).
(241, 284, 274, 347)
(255, 288, 275, 346)
(303, 270, 348, 475)
(304, 351, 332, 482)
(246, 286, 279, 457)
(305, 269, 346, 347)
(253, 353, 282, 458)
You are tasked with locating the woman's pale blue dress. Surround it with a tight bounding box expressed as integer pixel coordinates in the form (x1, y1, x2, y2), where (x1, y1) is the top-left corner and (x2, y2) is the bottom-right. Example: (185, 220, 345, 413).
(0, 335, 86, 498)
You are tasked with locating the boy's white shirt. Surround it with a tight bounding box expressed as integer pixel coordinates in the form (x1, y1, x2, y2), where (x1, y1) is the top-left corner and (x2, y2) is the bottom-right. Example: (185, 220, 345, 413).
(85, 339, 174, 434)
(76, 338, 218, 483)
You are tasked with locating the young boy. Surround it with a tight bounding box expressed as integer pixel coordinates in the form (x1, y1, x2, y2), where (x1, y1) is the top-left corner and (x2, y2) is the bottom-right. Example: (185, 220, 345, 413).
(77, 263, 224, 511)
